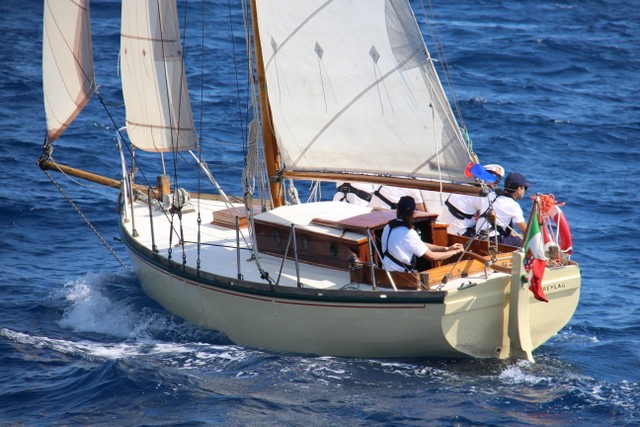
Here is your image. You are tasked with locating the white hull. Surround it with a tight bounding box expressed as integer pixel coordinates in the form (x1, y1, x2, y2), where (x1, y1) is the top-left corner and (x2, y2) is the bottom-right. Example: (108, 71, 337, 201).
(121, 197, 580, 359)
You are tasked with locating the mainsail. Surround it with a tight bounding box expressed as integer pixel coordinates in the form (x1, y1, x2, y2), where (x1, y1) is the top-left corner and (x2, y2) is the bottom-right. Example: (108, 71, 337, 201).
(120, 0, 196, 153)
(253, 0, 474, 184)
(42, 0, 96, 143)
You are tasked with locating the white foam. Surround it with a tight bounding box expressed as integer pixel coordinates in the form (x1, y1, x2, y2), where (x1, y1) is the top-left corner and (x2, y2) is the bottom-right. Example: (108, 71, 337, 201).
(55, 273, 139, 338)
(0, 327, 253, 367)
(499, 360, 549, 385)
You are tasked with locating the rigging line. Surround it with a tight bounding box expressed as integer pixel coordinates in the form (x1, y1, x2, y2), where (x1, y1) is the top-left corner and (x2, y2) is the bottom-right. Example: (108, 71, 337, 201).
(419, 0, 466, 130)
(473, 195, 524, 246)
(130, 186, 192, 253)
(197, 0, 205, 159)
(186, 150, 232, 204)
(185, 150, 255, 250)
(228, 0, 249, 153)
(44, 155, 116, 191)
(243, 0, 270, 207)
(437, 235, 480, 290)
(197, 0, 206, 270)
(430, 88, 444, 196)
(114, 133, 185, 249)
(238, 1, 273, 278)
(172, 0, 183, 186)
(42, 168, 130, 271)
(163, 0, 190, 261)
(94, 93, 154, 194)
(155, 0, 180, 191)
(85, 94, 157, 227)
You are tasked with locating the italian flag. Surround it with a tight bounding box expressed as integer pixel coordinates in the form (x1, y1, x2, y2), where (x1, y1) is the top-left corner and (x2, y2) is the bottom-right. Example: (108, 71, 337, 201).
(523, 207, 548, 302)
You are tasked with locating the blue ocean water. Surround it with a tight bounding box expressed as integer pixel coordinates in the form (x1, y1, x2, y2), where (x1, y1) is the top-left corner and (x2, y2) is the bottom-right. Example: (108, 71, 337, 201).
(1, 0, 639, 425)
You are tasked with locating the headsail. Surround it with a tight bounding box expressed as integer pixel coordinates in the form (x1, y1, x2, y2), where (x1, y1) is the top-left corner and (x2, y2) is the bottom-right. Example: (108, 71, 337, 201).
(252, 0, 474, 185)
(120, 0, 196, 153)
(42, 0, 96, 143)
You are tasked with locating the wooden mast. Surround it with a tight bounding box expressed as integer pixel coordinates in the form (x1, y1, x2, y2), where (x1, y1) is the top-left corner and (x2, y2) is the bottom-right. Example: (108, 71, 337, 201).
(250, 0, 283, 208)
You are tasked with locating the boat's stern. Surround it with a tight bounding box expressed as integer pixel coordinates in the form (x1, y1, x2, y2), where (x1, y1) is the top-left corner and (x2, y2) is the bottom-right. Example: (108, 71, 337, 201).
(439, 254, 580, 360)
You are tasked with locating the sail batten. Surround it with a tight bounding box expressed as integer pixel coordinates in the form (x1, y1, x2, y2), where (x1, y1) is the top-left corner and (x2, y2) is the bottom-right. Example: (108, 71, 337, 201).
(42, 0, 96, 143)
(253, 0, 474, 184)
(120, 0, 196, 153)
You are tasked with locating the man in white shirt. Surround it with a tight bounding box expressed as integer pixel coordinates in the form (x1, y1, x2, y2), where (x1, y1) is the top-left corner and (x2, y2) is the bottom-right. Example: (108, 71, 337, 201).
(333, 182, 376, 206)
(381, 196, 464, 272)
(438, 164, 505, 236)
(475, 172, 531, 246)
(334, 183, 426, 211)
(369, 186, 426, 211)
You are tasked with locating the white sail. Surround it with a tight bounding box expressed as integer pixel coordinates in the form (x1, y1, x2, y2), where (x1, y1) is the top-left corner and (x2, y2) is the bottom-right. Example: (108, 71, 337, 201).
(120, 0, 196, 153)
(42, 0, 96, 143)
(253, 0, 474, 183)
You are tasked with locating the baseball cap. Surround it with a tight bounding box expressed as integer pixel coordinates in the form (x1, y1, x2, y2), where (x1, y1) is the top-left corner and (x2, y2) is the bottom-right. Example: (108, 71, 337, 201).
(397, 196, 416, 214)
(504, 173, 531, 190)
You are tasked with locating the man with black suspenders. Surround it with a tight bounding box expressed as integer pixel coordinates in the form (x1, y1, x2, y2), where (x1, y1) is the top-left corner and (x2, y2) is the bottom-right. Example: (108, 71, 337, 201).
(381, 196, 464, 272)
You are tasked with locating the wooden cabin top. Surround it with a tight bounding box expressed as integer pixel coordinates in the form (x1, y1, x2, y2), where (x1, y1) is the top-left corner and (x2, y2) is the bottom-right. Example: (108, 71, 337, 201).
(311, 209, 438, 233)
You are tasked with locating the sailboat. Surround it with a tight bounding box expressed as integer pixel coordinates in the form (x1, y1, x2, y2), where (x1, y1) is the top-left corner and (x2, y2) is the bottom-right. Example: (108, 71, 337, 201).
(39, 0, 580, 360)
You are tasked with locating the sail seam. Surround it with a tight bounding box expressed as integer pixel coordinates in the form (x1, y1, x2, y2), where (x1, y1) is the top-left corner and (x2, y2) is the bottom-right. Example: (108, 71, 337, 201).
(126, 120, 194, 131)
(262, 0, 334, 70)
(120, 34, 179, 43)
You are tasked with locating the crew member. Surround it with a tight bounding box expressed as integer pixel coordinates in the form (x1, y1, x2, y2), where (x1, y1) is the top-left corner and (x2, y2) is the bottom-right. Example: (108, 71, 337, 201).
(438, 164, 505, 236)
(333, 182, 376, 206)
(381, 196, 464, 272)
(369, 186, 426, 211)
(476, 172, 530, 246)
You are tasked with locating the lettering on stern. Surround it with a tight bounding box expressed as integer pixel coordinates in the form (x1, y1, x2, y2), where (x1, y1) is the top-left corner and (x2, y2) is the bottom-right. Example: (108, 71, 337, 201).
(543, 282, 566, 292)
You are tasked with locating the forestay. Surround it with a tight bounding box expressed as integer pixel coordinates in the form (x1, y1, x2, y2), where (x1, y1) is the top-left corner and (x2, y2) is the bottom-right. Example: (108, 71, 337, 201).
(120, 0, 196, 153)
(253, 0, 474, 184)
(42, 0, 96, 143)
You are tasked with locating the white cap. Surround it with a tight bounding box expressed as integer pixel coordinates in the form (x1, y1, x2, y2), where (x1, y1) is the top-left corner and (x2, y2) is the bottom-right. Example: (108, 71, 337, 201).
(484, 164, 505, 179)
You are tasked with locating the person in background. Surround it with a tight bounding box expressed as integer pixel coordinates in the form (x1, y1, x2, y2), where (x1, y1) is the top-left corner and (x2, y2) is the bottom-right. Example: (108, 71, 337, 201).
(475, 172, 530, 246)
(438, 164, 505, 236)
(381, 196, 464, 272)
(333, 182, 376, 206)
(369, 185, 427, 211)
